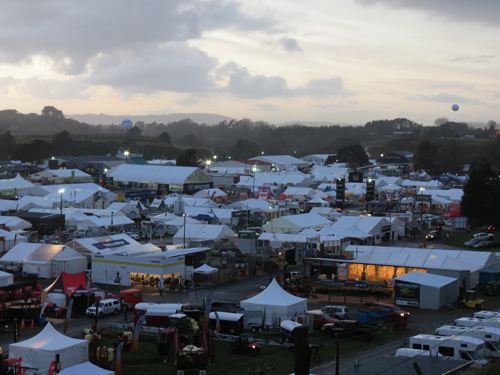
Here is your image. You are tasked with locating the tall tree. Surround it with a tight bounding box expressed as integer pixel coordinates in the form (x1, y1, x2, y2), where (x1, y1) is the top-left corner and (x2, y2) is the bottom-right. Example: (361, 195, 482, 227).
(157, 131, 171, 144)
(52, 130, 74, 156)
(176, 148, 198, 167)
(12, 140, 53, 164)
(0, 131, 16, 159)
(41, 106, 65, 118)
(337, 144, 369, 167)
(461, 161, 500, 227)
(413, 140, 438, 174)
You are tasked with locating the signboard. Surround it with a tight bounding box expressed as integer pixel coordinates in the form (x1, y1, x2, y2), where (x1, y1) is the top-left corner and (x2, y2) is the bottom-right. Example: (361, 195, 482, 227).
(92, 239, 131, 250)
(270, 256, 285, 265)
(390, 213, 413, 218)
(104, 176, 114, 185)
(348, 172, 364, 183)
(182, 182, 214, 194)
(414, 194, 432, 203)
(450, 202, 460, 213)
(365, 180, 375, 202)
(335, 178, 346, 209)
(395, 280, 420, 307)
(258, 186, 271, 194)
(381, 225, 392, 232)
(157, 183, 169, 195)
(238, 231, 256, 239)
(278, 193, 287, 200)
(232, 210, 249, 218)
(306, 235, 320, 243)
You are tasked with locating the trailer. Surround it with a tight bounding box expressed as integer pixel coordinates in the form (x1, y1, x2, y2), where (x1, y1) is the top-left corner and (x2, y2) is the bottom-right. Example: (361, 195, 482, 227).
(409, 334, 488, 367)
(436, 325, 500, 358)
(279, 320, 303, 350)
(455, 317, 500, 330)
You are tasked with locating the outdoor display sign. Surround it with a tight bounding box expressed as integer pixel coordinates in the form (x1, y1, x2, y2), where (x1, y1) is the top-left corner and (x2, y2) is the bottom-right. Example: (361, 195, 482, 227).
(335, 178, 346, 209)
(182, 182, 213, 194)
(348, 172, 364, 183)
(365, 180, 375, 202)
(395, 280, 420, 307)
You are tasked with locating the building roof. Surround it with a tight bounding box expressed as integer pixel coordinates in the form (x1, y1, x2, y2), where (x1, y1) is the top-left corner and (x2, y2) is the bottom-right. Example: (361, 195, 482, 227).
(392, 271, 457, 287)
(106, 164, 208, 184)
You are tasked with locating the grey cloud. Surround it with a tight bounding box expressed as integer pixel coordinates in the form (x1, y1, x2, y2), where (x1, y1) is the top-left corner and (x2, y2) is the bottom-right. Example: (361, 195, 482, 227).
(356, 0, 500, 27)
(87, 43, 218, 94)
(0, 0, 277, 75)
(278, 37, 303, 53)
(296, 78, 352, 97)
(421, 92, 479, 105)
(451, 55, 500, 63)
(254, 103, 280, 111)
(0, 76, 88, 99)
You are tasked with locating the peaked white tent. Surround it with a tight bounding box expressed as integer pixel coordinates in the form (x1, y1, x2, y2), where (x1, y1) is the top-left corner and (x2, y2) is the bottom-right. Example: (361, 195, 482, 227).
(172, 224, 236, 245)
(0, 270, 13, 287)
(58, 361, 114, 375)
(9, 322, 89, 375)
(240, 279, 307, 325)
(193, 264, 218, 274)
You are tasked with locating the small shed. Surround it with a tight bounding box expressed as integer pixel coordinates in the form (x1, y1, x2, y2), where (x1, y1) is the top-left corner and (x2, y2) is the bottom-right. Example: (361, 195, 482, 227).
(478, 268, 500, 291)
(392, 271, 458, 310)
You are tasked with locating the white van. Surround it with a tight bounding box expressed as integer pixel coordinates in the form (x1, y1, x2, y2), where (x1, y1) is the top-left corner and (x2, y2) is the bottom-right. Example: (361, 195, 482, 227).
(86, 298, 121, 318)
(436, 325, 500, 357)
(455, 317, 500, 330)
(409, 334, 487, 367)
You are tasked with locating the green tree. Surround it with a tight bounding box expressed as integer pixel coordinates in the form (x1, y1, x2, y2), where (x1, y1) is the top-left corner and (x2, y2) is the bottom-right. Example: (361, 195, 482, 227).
(0, 131, 16, 159)
(52, 130, 74, 156)
(12, 140, 53, 164)
(176, 148, 198, 167)
(324, 155, 337, 165)
(41, 106, 65, 118)
(337, 144, 369, 167)
(126, 126, 142, 137)
(413, 140, 438, 174)
(461, 161, 500, 227)
(157, 131, 171, 144)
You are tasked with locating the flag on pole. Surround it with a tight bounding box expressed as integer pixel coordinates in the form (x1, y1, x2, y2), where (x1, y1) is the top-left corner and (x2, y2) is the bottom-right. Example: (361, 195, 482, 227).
(130, 315, 146, 352)
(115, 341, 124, 373)
(48, 362, 57, 375)
(64, 298, 74, 334)
(190, 274, 197, 300)
(202, 291, 214, 332)
(214, 311, 221, 334)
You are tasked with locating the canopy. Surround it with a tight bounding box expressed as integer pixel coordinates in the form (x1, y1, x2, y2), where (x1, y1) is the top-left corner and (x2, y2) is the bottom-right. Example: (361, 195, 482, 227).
(44, 271, 105, 307)
(58, 361, 114, 375)
(193, 264, 218, 274)
(442, 211, 460, 217)
(9, 322, 88, 375)
(240, 279, 307, 325)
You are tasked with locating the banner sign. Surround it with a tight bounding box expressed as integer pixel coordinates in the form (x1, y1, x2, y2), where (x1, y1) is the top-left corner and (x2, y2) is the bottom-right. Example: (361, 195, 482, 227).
(395, 280, 420, 307)
(130, 315, 146, 352)
(92, 239, 130, 250)
(348, 172, 364, 183)
(231, 210, 249, 218)
(64, 298, 74, 334)
(183, 182, 213, 194)
(202, 291, 215, 332)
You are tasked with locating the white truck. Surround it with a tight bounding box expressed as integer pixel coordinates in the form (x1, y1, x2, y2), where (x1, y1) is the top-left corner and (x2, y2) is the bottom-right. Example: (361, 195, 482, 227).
(409, 334, 488, 367)
(436, 325, 500, 357)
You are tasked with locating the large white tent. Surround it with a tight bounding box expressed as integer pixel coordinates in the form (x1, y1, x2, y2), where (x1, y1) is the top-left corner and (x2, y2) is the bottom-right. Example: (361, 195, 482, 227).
(172, 224, 236, 245)
(262, 213, 331, 234)
(0, 228, 28, 252)
(240, 279, 307, 325)
(9, 322, 89, 375)
(0, 270, 13, 287)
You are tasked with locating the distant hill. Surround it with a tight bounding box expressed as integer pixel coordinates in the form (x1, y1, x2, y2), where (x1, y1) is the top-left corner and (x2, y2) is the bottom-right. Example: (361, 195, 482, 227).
(281, 120, 358, 127)
(66, 113, 234, 126)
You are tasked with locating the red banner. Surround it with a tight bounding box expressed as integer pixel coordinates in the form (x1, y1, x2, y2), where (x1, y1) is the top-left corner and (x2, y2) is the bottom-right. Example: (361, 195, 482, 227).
(64, 298, 74, 334)
(450, 202, 460, 212)
(48, 362, 57, 375)
(115, 341, 124, 373)
(130, 315, 145, 352)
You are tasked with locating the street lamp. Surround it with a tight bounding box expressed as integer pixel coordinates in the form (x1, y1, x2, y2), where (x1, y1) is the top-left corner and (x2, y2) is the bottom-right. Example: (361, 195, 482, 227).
(124, 151, 129, 164)
(183, 214, 188, 248)
(420, 187, 425, 230)
(59, 189, 65, 215)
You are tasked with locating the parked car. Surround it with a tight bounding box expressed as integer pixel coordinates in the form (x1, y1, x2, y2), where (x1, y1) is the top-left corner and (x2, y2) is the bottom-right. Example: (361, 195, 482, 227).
(464, 238, 485, 247)
(321, 305, 351, 320)
(230, 333, 260, 355)
(296, 310, 339, 328)
(472, 240, 490, 249)
(369, 302, 409, 319)
(484, 240, 500, 249)
(321, 320, 378, 340)
(86, 298, 121, 318)
(478, 225, 496, 233)
(473, 232, 494, 240)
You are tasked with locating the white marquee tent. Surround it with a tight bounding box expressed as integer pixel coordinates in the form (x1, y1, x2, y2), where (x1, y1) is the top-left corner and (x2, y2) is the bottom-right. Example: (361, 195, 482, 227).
(58, 361, 114, 375)
(172, 224, 236, 245)
(0, 270, 13, 287)
(9, 322, 89, 375)
(240, 279, 307, 325)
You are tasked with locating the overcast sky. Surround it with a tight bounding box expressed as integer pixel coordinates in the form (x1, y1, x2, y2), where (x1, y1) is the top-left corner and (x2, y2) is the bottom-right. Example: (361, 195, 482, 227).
(1, 0, 499, 125)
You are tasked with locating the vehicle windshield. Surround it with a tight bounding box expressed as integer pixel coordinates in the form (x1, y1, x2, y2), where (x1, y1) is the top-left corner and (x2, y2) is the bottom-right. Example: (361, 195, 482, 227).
(466, 351, 482, 360)
(98, 303, 104, 308)
(392, 306, 401, 312)
(486, 342, 498, 352)
(246, 336, 255, 343)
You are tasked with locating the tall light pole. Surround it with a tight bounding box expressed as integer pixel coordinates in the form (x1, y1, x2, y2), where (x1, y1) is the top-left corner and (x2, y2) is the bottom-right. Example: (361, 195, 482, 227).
(59, 189, 65, 215)
(183, 213, 187, 248)
(252, 165, 257, 198)
(420, 187, 425, 231)
(124, 151, 129, 164)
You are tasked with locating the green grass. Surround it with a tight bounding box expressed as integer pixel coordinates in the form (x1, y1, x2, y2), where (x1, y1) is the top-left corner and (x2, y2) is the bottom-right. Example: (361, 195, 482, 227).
(98, 328, 408, 374)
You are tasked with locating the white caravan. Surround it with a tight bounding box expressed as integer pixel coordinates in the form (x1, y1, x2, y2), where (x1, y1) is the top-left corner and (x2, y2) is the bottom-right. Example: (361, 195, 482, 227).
(474, 311, 500, 320)
(395, 348, 443, 358)
(409, 334, 487, 367)
(436, 325, 500, 357)
(455, 317, 500, 330)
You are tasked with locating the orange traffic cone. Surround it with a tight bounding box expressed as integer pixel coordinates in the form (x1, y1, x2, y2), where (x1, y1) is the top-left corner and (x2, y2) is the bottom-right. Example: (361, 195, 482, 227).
(21, 319, 25, 329)
(370, 296, 373, 304)
(31, 319, 34, 328)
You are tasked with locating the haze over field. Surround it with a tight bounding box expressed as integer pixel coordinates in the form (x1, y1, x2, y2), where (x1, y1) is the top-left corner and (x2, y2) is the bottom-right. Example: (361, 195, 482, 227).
(0, 1, 499, 126)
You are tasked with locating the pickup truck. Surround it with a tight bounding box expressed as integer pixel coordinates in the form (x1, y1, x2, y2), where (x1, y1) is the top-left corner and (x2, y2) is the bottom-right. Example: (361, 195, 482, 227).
(320, 320, 378, 340)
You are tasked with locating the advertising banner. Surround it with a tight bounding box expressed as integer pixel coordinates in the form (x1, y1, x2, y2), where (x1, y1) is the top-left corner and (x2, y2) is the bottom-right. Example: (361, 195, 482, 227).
(395, 280, 420, 307)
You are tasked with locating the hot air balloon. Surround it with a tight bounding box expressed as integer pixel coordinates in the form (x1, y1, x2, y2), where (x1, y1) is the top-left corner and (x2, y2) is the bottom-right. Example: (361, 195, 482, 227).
(121, 118, 133, 130)
(452, 104, 459, 112)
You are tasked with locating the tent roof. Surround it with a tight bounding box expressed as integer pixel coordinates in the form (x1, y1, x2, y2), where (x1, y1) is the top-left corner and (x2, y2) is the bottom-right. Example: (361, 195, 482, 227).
(193, 264, 218, 274)
(107, 164, 207, 184)
(9, 322, 87, 351)
(58, 361, 114, 375)
(392, 271, 457, 288)
(173, 224, 236, 241)
(240, 278, 306, 307)
(0, 243, 64, 263)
